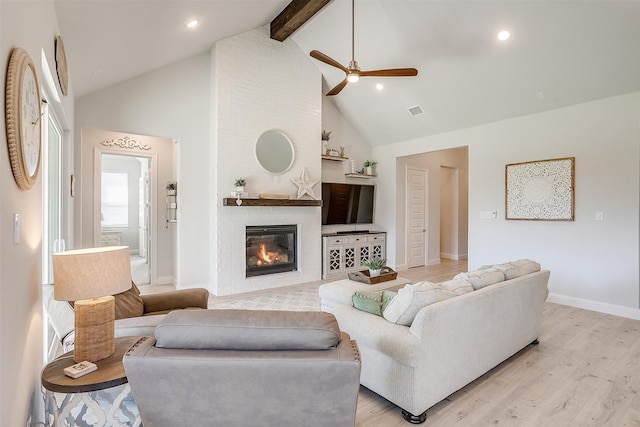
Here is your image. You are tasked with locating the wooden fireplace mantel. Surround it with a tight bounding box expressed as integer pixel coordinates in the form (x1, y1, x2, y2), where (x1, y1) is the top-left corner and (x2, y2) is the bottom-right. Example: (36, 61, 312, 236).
(223, 198, 321, 207)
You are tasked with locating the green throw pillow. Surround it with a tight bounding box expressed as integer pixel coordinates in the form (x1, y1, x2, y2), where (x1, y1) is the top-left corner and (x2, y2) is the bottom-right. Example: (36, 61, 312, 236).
(352, 290, 398, 317)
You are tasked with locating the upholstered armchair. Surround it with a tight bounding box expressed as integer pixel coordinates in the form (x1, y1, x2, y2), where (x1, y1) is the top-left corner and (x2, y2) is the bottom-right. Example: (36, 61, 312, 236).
(124, 309, 361, 427)
(43, 282, 209, 354)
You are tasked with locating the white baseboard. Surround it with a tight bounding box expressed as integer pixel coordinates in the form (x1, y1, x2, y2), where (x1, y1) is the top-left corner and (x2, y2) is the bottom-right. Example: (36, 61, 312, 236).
(440, 253, 468, 261)
(547, 292, 640, 321)
(427, 258, 441, 266)
(155, 276, 174, 285)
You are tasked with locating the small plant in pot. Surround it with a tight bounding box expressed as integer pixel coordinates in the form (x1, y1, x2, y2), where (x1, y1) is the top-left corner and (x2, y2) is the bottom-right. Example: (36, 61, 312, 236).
(362, 257, 387, 277)
(363, 160, 377, 175)
(166, 181, 177, 195)
(321, 130, 331, 155)
(234, 178, 246, 192)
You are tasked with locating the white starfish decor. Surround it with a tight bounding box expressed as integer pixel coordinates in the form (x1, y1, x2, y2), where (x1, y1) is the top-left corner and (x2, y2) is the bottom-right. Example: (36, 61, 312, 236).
(291, 168, 319, 200)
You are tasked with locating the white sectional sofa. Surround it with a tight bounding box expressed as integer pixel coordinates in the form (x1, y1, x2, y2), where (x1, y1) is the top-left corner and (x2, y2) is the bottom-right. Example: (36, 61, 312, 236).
(331, 260, 550, 423)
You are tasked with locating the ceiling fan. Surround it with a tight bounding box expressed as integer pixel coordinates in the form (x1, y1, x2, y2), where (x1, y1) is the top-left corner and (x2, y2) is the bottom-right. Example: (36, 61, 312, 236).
(310, 0, 418, 96)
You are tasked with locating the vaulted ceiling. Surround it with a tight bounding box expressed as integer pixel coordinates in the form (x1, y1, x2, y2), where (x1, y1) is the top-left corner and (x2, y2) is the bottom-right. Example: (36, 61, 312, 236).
(54, 0, 640, 146)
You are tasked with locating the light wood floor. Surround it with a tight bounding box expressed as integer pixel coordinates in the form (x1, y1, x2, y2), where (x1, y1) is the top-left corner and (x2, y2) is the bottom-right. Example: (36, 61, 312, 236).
(141, 260, 640, 426)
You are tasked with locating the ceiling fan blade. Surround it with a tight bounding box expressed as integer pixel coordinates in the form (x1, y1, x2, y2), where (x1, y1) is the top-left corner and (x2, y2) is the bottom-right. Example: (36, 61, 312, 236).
(326, 78, 349, 96)
(360, 68, 419, 77)
(310, 50, 348, 73)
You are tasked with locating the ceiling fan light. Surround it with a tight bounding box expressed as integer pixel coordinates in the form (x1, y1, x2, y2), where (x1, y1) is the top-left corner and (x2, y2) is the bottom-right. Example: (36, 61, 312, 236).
(347, 73, 360, 83)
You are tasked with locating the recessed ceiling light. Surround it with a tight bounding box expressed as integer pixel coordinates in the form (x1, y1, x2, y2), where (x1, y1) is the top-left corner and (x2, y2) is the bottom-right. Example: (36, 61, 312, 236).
(497, 30, 510, 41)
(187, 19, 199, 29)
(376, 83, 383, 91)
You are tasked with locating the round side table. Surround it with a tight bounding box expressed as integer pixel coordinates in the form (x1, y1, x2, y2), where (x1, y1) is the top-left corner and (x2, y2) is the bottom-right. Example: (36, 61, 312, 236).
(41, 336, 144, 427)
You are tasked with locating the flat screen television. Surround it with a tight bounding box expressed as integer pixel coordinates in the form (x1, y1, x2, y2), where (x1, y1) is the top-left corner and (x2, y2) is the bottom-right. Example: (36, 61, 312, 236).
(322, 182, 375, 225)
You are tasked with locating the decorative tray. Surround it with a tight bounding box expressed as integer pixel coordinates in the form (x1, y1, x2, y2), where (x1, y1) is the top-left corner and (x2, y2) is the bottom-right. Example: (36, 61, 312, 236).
(348, 268, 398, 284)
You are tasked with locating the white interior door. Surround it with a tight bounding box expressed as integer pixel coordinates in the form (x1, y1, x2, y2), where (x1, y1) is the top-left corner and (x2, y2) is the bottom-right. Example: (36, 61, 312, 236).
(406, 167, 428, 268)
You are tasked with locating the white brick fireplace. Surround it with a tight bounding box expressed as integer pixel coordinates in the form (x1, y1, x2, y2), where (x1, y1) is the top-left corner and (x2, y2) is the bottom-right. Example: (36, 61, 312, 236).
(209, 26, 322, 295)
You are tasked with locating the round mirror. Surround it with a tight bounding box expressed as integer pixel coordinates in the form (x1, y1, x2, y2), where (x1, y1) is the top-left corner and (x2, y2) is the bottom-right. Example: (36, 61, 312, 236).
(255, 130, 295, 175)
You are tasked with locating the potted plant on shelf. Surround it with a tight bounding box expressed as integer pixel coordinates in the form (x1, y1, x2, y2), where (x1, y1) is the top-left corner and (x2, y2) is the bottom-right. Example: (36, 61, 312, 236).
(362, 257, 386, 277)
(321, 130, 332, 155)
(234, 178, 246, 193)
(166, 181, 177, 195)
(363, 160, 377, 175)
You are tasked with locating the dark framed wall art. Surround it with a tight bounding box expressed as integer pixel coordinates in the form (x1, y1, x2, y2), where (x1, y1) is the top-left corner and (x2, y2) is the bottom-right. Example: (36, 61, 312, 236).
(505, 157, 575, 221)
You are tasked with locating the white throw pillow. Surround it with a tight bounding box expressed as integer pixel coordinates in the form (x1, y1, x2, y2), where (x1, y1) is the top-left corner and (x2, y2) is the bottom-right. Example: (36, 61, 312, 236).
(383, 282, 456, 326)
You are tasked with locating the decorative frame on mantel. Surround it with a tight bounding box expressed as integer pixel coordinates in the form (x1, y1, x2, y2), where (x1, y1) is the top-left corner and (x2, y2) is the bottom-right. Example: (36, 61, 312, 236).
(505, 157, 575, 221)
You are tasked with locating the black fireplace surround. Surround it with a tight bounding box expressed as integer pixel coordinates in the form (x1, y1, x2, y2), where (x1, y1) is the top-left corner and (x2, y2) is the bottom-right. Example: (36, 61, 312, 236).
(246, 225, 297, 277)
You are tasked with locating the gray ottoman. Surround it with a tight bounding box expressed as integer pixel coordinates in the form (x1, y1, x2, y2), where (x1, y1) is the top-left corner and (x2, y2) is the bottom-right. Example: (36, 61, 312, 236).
(319, 276, 411, 312)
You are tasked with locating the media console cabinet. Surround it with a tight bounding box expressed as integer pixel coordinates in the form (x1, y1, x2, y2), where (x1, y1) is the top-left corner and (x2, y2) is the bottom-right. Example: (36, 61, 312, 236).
(321, 232, 386, 280)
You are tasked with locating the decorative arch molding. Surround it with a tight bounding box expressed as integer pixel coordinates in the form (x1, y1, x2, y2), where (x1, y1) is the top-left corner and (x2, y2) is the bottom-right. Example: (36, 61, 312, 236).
(100, 136, 151, 151)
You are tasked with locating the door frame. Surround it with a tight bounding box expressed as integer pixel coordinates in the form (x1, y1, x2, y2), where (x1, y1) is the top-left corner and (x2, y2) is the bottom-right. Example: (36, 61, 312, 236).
(93, 147, 158, 284)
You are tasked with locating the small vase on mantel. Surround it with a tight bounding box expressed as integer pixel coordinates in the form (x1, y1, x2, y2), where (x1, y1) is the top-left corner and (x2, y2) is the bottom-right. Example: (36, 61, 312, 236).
(234, 178, 246, 195)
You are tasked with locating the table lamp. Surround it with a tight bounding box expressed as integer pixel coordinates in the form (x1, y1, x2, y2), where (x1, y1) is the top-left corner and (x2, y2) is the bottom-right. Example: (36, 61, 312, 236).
(52, 246, 132, 363)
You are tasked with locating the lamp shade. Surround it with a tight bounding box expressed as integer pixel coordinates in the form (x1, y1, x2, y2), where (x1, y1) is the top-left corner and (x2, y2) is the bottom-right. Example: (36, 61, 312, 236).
(52, 246, 132, 301)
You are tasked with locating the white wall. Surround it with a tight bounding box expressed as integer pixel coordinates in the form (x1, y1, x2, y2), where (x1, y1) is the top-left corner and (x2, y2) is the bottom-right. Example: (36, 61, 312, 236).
(211, 26, 323, 295)
(320, 82, 380, 235)
(375, 93, 640, 319)
(76, 25, 374, 295)
(75, 54, 210, 289)
(0, 1, 74, 424)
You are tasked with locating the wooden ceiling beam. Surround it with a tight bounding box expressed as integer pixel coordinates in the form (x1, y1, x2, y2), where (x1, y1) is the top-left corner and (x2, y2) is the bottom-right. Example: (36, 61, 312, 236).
(270, 0, 332, 42)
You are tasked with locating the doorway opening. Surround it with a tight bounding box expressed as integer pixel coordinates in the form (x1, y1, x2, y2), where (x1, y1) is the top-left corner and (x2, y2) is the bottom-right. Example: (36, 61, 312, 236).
(100, 153, 151, 284)
(399, 146, 468, 269)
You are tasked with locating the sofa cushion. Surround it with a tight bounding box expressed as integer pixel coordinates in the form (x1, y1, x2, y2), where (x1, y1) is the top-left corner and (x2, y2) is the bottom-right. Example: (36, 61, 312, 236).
(493, 259, 541, 280)
(68, 281, 145, 320)
(155, 309, 342, 350)
(383, 282, 456, 326)
(352, 290, 397, 316)
(493, 263, 521, 280)
(454, 269, 505, 290)
(510, 259, 541, 275)
(438, 279, 474, 295)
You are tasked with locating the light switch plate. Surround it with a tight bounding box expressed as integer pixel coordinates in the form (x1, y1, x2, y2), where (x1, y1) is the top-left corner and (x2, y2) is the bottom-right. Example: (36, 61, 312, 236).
(13, 213, 20, 245)
(479, 211, 498, 219)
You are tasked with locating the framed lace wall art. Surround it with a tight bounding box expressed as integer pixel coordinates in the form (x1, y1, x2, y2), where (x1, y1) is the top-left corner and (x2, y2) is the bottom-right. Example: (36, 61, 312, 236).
(505, 157, 575, 221)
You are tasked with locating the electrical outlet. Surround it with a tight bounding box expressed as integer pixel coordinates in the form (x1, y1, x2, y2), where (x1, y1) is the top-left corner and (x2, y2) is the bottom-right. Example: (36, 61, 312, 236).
(595, 211, 604, 221)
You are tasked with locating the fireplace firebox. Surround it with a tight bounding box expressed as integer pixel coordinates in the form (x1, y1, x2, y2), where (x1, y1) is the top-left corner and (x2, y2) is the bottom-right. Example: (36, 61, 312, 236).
(246, 225, 297, 277)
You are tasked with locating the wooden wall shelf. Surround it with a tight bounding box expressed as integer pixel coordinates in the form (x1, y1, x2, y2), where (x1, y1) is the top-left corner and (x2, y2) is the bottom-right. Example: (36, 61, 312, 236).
(345, 173, 375, 179)
(322, 154, 349, 162)
(223, 198, 321, 207)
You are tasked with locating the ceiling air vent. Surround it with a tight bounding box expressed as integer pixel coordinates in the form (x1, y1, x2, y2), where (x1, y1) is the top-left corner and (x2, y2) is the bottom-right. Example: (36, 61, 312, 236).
(408, 105, 424, 117)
